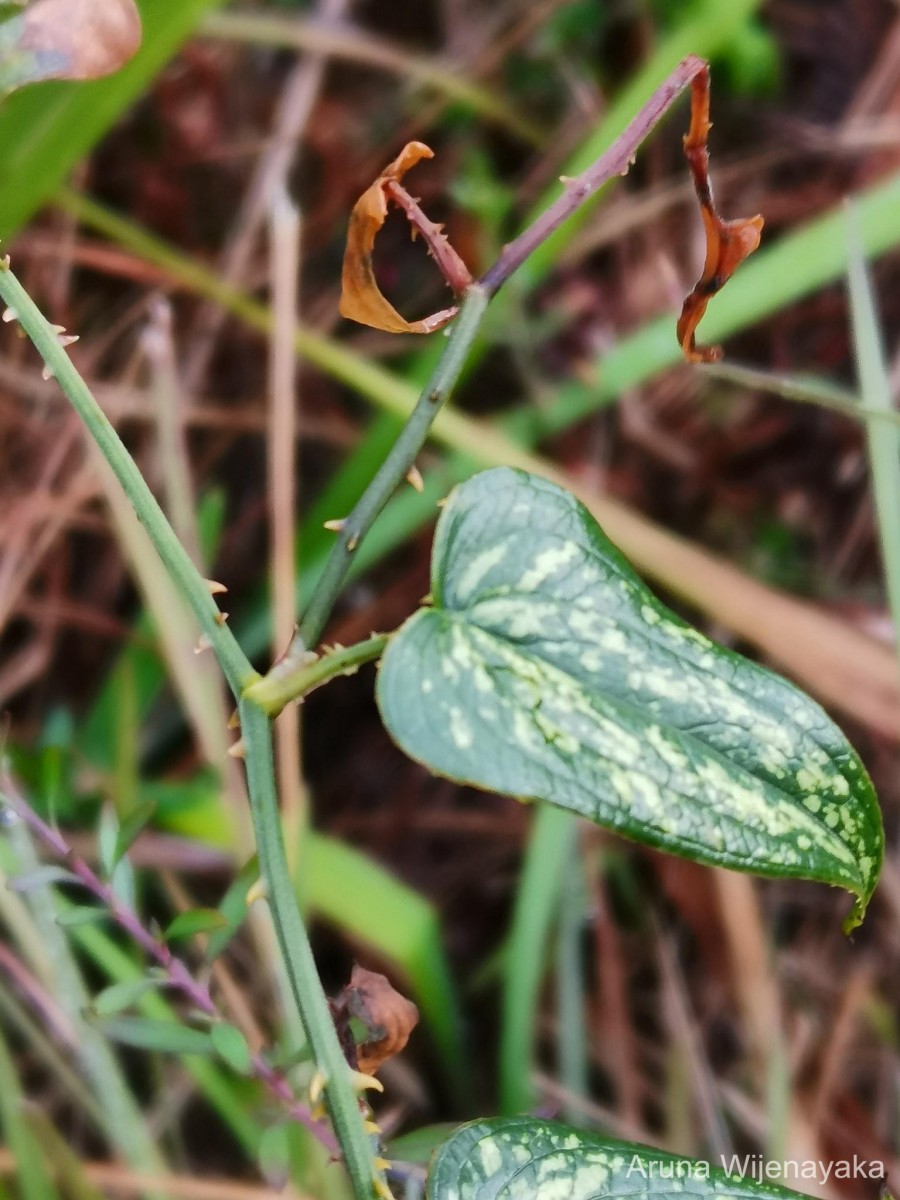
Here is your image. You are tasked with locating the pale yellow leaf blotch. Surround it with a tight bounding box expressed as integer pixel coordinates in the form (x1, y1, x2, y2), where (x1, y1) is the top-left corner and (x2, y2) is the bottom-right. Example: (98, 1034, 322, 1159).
(339, 142, 457, 335)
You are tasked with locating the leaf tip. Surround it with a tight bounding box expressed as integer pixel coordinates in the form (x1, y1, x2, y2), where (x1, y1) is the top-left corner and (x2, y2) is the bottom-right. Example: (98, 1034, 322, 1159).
(843, 890, 868, 935)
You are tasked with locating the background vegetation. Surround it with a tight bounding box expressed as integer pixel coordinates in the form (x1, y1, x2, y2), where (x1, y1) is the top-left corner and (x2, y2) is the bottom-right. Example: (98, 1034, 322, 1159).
(1, 1, 899, 1198)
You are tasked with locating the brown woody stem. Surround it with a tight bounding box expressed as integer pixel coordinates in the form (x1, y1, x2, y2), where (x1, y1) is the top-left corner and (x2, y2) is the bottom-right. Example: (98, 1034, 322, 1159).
(479, 54, 709, 297)
(384, 180, 473, 297)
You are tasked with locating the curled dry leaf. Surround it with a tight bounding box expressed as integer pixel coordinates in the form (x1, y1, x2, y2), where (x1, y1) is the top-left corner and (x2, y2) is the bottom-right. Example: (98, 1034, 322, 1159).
(333, 965, 419, 1076)
(677, 66, 764, 363)
(16, 0, 142, 82)
(339, 142, 471, 335)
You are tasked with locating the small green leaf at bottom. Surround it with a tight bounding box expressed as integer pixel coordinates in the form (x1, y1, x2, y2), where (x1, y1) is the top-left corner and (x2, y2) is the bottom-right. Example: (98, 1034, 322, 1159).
(258, 1124, 291, 1190)
(164, 907, 228, 942)
(56, 905, 109, 929)
(210, 1022, 252, 1075)
(427, 1119, 822, 1200)
(111, 800, 157, 869)
(93, 1016, 213, 1057)
(377, 468, 882, 929)
(91, 976, 167, 1018)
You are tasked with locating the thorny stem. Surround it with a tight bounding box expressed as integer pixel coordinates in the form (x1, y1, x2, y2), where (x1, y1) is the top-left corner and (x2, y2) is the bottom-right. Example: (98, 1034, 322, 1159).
(384, 180, 473, 297)
(246, 634, 390, 717)
(290, 283, 489, 657)
(479, 54, 707, 297)
(238, 702, 383, 1199)
(0, 769, 338, 1155)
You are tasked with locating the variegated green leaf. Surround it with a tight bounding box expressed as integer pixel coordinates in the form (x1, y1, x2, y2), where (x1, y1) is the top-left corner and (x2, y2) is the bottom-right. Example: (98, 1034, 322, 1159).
(427, 1118, 823, 1200)
(377, 468, 882, 928)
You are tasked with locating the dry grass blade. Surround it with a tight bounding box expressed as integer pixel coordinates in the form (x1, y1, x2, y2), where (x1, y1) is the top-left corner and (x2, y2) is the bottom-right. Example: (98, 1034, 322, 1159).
(269, 185, 305, 838)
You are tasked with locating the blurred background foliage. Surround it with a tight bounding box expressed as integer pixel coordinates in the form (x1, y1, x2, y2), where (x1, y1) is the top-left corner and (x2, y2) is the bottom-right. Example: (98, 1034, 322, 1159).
(1, 0, 900, 1197)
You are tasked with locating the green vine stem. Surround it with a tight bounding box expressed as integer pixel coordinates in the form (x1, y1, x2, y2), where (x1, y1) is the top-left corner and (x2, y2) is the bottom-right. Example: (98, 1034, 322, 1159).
(0, 259, 386, 1200)
(246, 634, 389, 716)
(294, 284, 489, 651)
(239, 701, 385, 1200)
(0, 260, 258, 698)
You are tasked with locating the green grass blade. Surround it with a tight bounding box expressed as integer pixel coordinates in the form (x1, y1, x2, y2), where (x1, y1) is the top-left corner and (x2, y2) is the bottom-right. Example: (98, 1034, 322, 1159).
(22, 1111, 105, 1200)
(555, 847, 589, 1123)
(0, 1024, 58, 1200)
(500, 805, 577, 1114)
(846, 205, 900, 670)
(3, 825, 166, 1179)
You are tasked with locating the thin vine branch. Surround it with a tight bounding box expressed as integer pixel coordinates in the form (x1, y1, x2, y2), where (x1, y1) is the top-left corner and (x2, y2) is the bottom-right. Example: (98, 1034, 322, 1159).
(246, 634, 390, 717)
(479, 54, 708, 297)
(290, 283, 489, 658)
(0, 52, 763, 1200)
(264, 54, 760, 712)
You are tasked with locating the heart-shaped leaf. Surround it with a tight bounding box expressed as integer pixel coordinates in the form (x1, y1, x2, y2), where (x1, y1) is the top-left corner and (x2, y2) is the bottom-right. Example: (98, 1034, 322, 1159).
(427, 1118, 829, 1200)
(377, 468, 882, 928)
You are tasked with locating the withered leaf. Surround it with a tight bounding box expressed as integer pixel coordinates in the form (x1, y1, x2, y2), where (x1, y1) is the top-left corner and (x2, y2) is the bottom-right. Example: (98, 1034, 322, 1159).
(14, 0, 142, 82)
(677, 68, 764, 363)
(339, 142, 466, 335)
(340, 965, 419, 1076)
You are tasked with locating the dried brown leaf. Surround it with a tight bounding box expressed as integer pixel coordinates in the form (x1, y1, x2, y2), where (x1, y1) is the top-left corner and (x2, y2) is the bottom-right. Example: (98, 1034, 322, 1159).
(336, 965, 419, 1076)
(677, 67, 764, 363)
(18, 0, 142, 82)
(339, 142, 464, 335)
